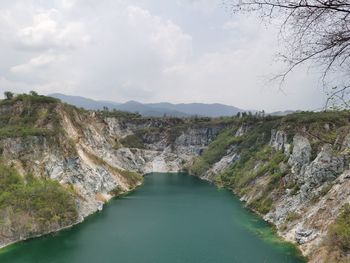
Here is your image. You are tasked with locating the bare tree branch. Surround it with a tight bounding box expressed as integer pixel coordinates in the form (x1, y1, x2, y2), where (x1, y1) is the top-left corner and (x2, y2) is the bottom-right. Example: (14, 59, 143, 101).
(226, 0, 350, 109)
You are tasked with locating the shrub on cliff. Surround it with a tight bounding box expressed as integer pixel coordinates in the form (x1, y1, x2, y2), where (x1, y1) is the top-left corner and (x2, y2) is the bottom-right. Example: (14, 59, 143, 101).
(326, 203, 350, 260)
(0, 92, 60, 106)
(0, 164, 78, 236)
(120, 134, 145, 149)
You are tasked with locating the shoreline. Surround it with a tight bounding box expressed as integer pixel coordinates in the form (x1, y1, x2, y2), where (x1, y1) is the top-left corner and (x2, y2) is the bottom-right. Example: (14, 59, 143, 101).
(0, 171, 306, 261)
(0, 180, 144, 252)
(0, 218, 84, 251)
(194, 173, 308, 262)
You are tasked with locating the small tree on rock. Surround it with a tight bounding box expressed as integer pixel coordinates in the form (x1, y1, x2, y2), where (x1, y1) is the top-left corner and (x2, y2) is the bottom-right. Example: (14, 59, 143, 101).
(29, 91, 38, 96)
(4, 91, 14, 100)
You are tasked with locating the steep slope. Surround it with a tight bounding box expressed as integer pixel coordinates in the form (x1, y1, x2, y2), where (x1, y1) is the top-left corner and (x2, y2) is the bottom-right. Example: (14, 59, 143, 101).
(2, 93, 350, 262)
(0, 95, 144, 247)
(0, 94, 223, 248)
(189, 111, 350, 262)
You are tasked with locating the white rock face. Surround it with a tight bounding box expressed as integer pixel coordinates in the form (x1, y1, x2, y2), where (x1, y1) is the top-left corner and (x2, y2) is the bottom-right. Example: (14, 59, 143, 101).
(270, 130, 291, 155)
(270, 130, 288, 151)
(235, 125, 250, 137)
(103, 119, 223, 175)
(342, 133, 350, 150)
(212, 152, 239, 174)
(301, 144, 345, 185)
(202, 146, 239, 181)
(288, 135, 312, 173)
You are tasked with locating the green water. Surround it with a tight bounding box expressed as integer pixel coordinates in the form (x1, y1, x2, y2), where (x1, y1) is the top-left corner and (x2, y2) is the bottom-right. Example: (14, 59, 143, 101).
(0, 173, 305, 263)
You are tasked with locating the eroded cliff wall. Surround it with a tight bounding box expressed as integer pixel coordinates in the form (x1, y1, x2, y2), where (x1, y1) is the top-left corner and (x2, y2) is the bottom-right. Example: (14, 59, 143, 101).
(1, 95, 350, 263)
(0, 96, 222, 248)
(189, 112, 350, 262)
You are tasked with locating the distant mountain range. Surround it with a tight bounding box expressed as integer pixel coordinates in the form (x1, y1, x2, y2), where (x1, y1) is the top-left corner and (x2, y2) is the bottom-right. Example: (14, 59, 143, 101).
(50, 93, 246, 117)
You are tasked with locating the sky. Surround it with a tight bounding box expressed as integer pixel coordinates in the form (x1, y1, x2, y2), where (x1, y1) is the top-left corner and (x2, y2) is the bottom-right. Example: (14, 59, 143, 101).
(0, 0, 327, 111)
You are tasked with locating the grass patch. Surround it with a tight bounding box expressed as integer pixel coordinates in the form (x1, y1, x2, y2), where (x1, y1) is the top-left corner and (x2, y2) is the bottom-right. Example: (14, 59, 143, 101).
(0, 93, 60, 106)
(249, 196, 273, 215)
(189, 126, 241, 176)
(0, 126, 54, 138)
(120, 134, 145, 149)
(115, 168, 143, 188)
(0, 164, 78, 235)
(285, 212, 301, 222)
(325, 203, 350, 262)
(0, 93, 62, 138)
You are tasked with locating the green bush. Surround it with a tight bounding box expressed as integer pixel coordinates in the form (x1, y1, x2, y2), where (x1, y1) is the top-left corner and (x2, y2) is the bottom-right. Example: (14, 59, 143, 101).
(120, 134, 145, 149)
(0, 93, 60, 106)
(282, 111, 350, 126)
(219, 145, 286, 191)
(189, 127, 241, 176)
(327, 203, 350, 252)
(0, 126, 54, 138)
(249, 196, 273, 214)
(117, 169, 143, 188)
(0, 93, 62, 138)
(0, 164, 78, 231)
(190, 158, 211, 176)
(285, 212, 301, 222)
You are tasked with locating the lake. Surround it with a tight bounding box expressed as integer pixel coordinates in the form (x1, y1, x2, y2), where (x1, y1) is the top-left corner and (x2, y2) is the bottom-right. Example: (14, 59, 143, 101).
(0, 173, 305, 263)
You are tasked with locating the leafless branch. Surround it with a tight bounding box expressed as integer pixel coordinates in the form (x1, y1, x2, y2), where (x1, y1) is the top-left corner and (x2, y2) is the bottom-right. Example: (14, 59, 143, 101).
(226, 0, 350, 109)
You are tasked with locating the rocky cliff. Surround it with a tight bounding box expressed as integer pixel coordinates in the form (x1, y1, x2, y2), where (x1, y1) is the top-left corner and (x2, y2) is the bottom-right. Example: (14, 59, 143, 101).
(0, 94, 222, 249)
(190, 111, 350, 262)
(1, 94, 350, 262)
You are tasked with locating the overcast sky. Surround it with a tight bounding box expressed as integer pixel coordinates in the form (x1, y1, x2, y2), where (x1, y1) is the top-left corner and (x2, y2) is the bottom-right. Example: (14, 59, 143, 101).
(0, 0, 327, 111)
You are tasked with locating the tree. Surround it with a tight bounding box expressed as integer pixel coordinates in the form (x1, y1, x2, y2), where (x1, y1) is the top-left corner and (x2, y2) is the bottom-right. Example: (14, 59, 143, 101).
(226, 0, 350, 109)
(29, 90, 38, 96)
(4, 91, 14, 100)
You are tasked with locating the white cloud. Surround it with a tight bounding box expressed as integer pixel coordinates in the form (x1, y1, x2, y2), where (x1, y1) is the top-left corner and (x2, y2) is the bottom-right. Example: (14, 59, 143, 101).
(126, 5, 192, 65)
(0, 0, 327, 111)
(15, 9, 90, 51)
(11, 53, 66, 73)
(59, 0, 77, 10)
(176, 0, 220, 14)
(160, 15, 323, 111)
(223, 21, 237, 30)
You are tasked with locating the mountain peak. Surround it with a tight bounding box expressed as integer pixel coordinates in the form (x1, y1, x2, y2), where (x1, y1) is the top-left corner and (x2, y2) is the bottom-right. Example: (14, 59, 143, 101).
(49, 93, 247, 117)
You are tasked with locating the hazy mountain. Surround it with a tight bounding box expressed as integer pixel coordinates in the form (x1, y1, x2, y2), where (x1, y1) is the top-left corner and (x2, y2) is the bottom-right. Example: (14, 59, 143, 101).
(49, 93, 245, 117)
(116, 101, 189, 117)
(147, 102, 243, 117)
(50, 93, 120, 110)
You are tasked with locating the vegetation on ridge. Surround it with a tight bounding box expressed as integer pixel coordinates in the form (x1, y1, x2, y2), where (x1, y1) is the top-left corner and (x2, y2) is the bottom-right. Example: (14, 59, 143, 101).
(0, 92, 61, 138)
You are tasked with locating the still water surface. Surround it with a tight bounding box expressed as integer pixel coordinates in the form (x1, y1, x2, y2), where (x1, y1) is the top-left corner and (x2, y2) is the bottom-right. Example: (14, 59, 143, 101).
(0, 173, 305, 263)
